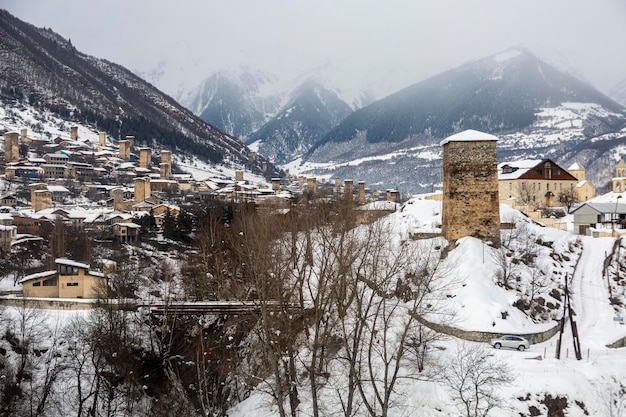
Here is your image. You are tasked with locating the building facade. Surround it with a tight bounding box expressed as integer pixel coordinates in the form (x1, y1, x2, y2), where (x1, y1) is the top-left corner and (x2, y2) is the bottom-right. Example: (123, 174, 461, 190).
(441, 130, 501, 246)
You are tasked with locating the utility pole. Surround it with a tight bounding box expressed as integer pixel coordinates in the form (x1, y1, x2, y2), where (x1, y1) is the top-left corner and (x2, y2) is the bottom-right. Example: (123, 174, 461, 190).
(555, 273, 582, 360)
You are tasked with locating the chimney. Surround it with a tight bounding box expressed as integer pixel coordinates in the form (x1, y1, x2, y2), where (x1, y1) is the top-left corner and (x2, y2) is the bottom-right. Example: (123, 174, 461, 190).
(235, 171, 244, 182)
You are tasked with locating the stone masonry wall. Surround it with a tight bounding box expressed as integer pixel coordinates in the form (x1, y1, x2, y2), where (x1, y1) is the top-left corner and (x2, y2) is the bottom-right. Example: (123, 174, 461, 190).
(442, 140, 501, 247)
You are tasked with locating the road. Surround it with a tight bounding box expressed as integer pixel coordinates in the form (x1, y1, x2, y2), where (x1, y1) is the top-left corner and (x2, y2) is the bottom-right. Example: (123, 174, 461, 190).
(569, 236, 625, 350)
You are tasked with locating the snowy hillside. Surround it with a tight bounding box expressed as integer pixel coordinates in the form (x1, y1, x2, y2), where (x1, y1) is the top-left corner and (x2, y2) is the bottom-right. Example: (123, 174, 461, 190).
(290, 101, 626, 195)
(227, 200, 626, 417)
(0, 99, 270, 187)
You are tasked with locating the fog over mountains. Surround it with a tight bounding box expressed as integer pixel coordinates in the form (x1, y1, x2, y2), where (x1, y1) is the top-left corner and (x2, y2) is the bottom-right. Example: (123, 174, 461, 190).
(178, 47, 626, 195)
(2, 7, 625, 197)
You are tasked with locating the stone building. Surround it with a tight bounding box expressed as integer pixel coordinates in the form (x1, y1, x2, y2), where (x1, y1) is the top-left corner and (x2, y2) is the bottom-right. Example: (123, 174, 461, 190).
(134, 177, 151, 203)
(612, 159, 626, 192)
(4, 131, 19, 162)
(344, 179, 353, 202)
(139, 147, 152, 169)
(498, 159, 580, 208)
(119, 140, 131, 161)
(441, 129, 501, 247)
(30, 183, 52, 212)
(358, 181, 366, 204)
(568, 162, 596, 202)
(160, 150, 172, 178)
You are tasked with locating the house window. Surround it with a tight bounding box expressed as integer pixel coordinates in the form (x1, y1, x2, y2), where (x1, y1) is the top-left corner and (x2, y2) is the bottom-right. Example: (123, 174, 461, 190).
(33, 282, 41, 286)
(547, 183, 550, 191)
(543, 162, 552, 179)
(43, 278, 57, 286)
(66, 282, 79, 287)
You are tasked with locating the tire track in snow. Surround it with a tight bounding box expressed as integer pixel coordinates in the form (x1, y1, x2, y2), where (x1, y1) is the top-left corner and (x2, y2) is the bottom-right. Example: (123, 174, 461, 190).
(570, 237, 616, 350)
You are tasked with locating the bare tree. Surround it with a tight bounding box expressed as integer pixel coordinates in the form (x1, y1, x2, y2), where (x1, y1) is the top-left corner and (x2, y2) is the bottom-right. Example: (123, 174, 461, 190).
(558, 188, 578, 213)
(440, 343, 514, 417)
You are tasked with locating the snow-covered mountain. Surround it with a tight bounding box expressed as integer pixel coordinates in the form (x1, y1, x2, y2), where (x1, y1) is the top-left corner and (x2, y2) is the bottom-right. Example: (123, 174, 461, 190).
(175, 68, 286, 141)
(0, 10, 278, 179)
(175, 63, 381, 164)
(610, 77, 626, 108)
(245, 78, 354, 165)
(295, 47, 626, 195)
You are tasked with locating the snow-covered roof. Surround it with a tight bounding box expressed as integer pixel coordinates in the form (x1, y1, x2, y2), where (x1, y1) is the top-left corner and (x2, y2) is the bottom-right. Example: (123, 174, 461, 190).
(568, 161, 583, 170)
(498, 159, 543, 180)
(18, 270, 57, 284)
(439, 129, 499, 145)
(47, 185, 70, 193)
(55, 258, 90, 269)
(113, 222, 141, 228)
(571, 201, 626, 215)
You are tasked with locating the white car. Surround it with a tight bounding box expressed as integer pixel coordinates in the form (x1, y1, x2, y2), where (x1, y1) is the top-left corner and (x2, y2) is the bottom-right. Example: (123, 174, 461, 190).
(489, 335, 530, 351)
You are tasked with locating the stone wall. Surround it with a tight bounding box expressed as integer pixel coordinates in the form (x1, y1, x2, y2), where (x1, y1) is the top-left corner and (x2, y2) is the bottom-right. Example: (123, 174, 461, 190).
(414, 312, 562, 345)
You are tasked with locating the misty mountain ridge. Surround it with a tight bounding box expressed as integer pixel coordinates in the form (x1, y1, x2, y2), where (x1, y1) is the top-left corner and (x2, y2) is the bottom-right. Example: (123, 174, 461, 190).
(245, 78, 354, 164)
(176, 63, 380, 164)
(0, 10, 277, 179)
(293, 47, 625, 194)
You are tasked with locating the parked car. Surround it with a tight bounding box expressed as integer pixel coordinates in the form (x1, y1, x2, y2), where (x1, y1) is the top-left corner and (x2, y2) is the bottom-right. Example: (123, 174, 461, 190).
(489, 335, 530, 351)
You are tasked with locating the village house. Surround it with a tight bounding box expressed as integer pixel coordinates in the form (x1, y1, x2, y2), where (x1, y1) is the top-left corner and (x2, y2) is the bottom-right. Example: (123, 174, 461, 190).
(571, 199, 626, 236)
(498, 159, 579, 209)
(112, 222, 141, 244)
(0, 193, 17, 207)
(19, 258, 108, 299)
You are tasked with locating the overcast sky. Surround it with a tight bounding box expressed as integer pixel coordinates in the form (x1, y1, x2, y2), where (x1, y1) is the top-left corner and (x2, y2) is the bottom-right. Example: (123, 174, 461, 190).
(3, 0, 626, 97)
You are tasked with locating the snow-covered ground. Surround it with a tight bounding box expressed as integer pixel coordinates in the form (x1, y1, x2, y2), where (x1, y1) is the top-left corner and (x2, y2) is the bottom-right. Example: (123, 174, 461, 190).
(1, 197, 625, 416)
(227, 199, 626, 417)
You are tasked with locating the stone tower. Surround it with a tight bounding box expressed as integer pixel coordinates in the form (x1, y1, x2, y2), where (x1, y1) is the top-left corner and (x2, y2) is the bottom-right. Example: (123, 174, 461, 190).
(344, 179, 353, 203)
(98, 132, 106, 147)
(110, 187, 125, 211)
(134, 177, 151, 203)
(139, 147, 152, 169)
(568, 162, 585, 182)
(4, 132, 19, 162)
(30, 183, 52, 212)
(441, 129, 500, 247)
(70, 126, 78, 140)
(358, 181, 366, 205)
(160, 150, 172, 179)
(307, 177, 317, 195)
(119, 140, 131, 161)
